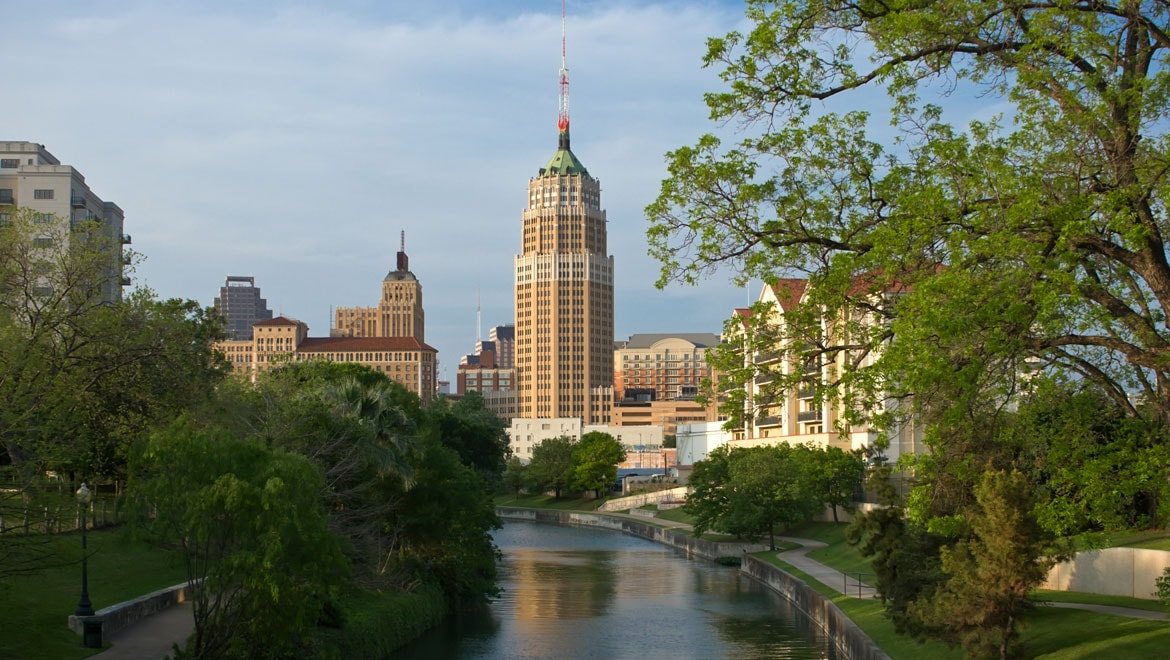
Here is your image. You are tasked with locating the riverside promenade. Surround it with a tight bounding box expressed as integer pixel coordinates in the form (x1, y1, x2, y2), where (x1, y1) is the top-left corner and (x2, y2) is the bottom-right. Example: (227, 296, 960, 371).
(89, 512, 1166, 658)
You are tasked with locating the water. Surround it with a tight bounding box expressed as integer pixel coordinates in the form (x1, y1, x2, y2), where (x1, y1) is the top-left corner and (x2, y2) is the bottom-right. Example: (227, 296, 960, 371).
(391, 520, 838, 659)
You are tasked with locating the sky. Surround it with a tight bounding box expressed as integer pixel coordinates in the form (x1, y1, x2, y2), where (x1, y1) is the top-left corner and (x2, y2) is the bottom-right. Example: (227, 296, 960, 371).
(7, 0, 766, 382)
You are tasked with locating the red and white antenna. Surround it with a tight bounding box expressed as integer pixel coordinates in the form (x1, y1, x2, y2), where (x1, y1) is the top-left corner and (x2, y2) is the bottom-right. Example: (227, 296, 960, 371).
(557, 0, 570, 135)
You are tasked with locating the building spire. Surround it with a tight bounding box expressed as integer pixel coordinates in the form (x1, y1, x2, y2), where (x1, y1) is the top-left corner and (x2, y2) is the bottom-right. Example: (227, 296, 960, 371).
(396, 230, 409, 272)
(557, 0, 571, 151)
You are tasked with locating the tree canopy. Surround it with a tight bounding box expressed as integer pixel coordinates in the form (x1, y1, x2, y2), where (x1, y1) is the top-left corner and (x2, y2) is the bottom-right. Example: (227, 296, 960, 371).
(647, 0, 1170, 426)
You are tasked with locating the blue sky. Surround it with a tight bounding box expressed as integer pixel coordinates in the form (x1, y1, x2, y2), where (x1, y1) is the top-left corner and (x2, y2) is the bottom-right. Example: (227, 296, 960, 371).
(9, 1, 1004, 383)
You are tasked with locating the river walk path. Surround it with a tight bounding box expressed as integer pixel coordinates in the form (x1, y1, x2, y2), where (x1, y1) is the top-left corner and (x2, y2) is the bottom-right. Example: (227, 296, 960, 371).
(90, 513, 1166, 658)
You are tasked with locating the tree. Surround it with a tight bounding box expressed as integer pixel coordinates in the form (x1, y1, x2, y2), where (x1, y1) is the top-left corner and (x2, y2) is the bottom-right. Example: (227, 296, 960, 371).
(524, 436, 576, 499)
(502, 456, 526, 498)
(684, 445, 733, 536)
(910, 469, 1063, 660)
(647, 0, 1170, 427)
(570, 431, 626, 498)
(0, 208, 227, 485)
(424, 390, 510, 479)
(724, 444, 819, 549)
(133, 416, 347, 658)
(811, 446, 865, 524)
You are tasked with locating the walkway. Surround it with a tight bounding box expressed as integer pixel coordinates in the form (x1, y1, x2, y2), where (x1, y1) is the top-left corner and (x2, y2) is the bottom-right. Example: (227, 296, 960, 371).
(93, 601, 193, 659)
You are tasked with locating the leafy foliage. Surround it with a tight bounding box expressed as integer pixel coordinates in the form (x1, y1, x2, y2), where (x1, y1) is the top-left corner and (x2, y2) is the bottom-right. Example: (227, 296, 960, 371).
(134, 416, 347, 659)
(570, 432, 626, 498)
(524, 436, 576, 499)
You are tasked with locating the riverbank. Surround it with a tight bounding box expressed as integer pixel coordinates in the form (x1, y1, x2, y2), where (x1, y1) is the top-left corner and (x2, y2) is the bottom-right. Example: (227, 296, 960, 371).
(497, 506, 889, 660)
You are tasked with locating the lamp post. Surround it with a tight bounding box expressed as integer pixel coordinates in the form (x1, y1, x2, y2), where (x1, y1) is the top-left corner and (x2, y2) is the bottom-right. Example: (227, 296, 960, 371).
(75, 483, 94, 618)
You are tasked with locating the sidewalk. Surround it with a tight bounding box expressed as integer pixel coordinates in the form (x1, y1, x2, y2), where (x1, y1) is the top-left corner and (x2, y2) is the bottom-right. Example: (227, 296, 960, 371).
(93, 601, 193, 659)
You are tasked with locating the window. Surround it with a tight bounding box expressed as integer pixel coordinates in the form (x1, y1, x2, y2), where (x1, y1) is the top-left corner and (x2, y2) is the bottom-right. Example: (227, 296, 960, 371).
(0, 189, 13, 204)
(35, 213, 53, 224)
(34, 189, 55, 200)
(33, 238, 53, 248)
(0, 159, 17, 168)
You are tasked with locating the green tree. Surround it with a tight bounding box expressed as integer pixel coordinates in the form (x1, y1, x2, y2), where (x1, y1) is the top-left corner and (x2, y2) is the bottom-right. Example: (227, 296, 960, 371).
(525, 436, 576, 499)
(424, 390, 510, 479)
(812, 446, 865, 524)
(133, 416, 347, 658)
(570, 431, 626, 499)
(910, 469, 1063, 660)
(502, 456, 526, 498)
(683, 445, 733, 536)
(724, 444, 819, 549)
(648, 0, 1170, 427)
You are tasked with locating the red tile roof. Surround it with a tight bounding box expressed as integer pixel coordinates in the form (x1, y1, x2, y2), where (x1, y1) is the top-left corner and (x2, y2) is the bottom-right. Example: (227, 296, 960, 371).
(254, 316, 301, 327)
(768, 278, 808, 311)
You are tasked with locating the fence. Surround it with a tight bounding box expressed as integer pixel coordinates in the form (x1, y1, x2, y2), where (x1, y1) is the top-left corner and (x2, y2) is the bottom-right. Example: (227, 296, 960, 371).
(0, 498, 124, 535)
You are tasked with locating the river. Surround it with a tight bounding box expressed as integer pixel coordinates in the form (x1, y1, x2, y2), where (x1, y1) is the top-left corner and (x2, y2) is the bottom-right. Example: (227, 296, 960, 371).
(391, 520, 838, 659)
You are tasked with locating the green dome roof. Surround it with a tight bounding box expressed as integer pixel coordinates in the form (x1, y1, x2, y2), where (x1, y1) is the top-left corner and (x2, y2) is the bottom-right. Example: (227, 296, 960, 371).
(538, 130, 589, 177)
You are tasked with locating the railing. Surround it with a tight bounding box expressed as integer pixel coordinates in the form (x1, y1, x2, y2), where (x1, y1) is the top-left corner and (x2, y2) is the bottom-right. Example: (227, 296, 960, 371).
(757, 415, 781, 427)
(843, 571, 876, 599)
(121, 233, 132, 244)
(797, 409, 823, 422)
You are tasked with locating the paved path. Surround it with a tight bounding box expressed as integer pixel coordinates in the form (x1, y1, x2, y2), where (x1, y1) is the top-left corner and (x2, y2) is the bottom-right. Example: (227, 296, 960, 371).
(93, 601, 193, 659)
(775, 535, 878, 599)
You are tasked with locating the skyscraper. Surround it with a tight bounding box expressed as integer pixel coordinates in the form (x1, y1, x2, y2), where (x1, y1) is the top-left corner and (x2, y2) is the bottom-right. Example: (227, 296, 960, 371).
(513, 12, 613, 425)
(214, 276, 273, 340)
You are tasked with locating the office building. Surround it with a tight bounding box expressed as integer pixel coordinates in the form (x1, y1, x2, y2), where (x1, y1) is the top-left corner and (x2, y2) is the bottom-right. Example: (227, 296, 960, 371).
(214, 276, 273, 340)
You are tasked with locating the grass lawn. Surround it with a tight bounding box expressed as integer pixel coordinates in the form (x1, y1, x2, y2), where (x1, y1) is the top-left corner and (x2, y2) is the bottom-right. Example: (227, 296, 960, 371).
(756, 550, 1170, 660)
(0, 526, 186, 660)
(494, 493, 604, 511)
(1030, 589, 1165, 613)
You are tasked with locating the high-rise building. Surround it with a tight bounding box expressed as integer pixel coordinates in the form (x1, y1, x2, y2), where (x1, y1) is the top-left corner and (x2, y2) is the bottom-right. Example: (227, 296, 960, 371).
(214, 276, 273, 340)
(334, 231, 424, 342)
(513, 21, 613, 426)
(0, 142, 129, 302)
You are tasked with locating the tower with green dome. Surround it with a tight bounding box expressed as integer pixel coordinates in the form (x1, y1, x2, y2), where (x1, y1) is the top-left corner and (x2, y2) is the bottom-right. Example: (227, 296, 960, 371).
(513, 5, 614, 428)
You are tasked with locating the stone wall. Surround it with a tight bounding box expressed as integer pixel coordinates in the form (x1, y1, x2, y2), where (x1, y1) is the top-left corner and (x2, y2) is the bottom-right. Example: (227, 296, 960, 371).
(741, 555, 890, 660)
(69, 581, 194, 638)
(596, 487, 689, 512)
(1043, 547, 1170, 599)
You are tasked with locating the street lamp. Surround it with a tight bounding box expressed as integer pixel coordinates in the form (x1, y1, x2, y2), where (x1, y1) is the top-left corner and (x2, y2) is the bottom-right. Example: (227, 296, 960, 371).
(75, 483, 94, 618)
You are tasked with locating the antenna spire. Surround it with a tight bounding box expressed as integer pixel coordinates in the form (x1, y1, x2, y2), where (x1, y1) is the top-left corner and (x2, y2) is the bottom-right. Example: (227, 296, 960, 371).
(557, 0, 571, 150)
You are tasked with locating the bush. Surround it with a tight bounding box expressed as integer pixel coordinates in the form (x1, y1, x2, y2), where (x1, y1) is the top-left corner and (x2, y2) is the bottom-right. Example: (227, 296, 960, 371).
(1157, 566, 1170, 612)
(310, 585, 447, 658)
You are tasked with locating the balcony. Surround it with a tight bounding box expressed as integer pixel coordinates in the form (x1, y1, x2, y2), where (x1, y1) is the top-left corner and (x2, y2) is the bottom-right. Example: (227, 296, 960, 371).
(121, 233, 132, 244)
(120, 276, 131, 286)
(71, 195, 87, 208)
(797, 409, 823, 422)
(756, 349, 781, 364)
(757, 415, 782, 427)
(797, 386, 814, 399)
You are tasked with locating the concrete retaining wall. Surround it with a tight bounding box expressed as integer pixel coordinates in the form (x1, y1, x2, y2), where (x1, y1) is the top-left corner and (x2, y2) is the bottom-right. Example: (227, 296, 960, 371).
(497, 507, 769, 560)
(1043, 547, 1170, 599)
(69, 581, 194, 638)
(742, 555, 889, 660)
(597, 487, 689, 512)
(496, 507, 887, 660)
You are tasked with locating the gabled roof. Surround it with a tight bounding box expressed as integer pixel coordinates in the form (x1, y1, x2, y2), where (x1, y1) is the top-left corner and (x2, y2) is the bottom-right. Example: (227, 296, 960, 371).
(767, 278, 808, 312)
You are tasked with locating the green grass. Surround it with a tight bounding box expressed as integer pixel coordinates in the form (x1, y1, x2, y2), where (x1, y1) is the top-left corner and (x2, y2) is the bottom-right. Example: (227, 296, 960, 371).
(0, 526, 187, 660)
(654, 507, 694, 525)
(756, 550, 1170, 660)
(787, 521, 875, 576)
(494, 493, 605, 511)
(1030, 589, 1165, 613)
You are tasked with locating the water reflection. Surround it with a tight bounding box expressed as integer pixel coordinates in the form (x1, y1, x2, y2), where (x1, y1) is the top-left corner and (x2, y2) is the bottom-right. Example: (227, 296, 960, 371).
(391, 520, 836, 659)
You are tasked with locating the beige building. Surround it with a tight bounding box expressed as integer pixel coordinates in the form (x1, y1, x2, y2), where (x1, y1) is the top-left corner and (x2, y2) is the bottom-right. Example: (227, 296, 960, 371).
(514, 104, 613, 425)
(217, 316, 438, 405)
(726, 279, 924, 463)
(0, 141, 129, 302)
(334, 232, 424, 342)
(613, 333, 721, 402)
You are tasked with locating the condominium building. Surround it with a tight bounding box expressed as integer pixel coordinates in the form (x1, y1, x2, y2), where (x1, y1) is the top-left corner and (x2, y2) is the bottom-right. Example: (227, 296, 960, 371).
(334, 232, 424, 342)
(727, 279, 924, 463)
(216, 316, 438, 405)
(0, 141, 129, 301)
(214, 276, 273, 340)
